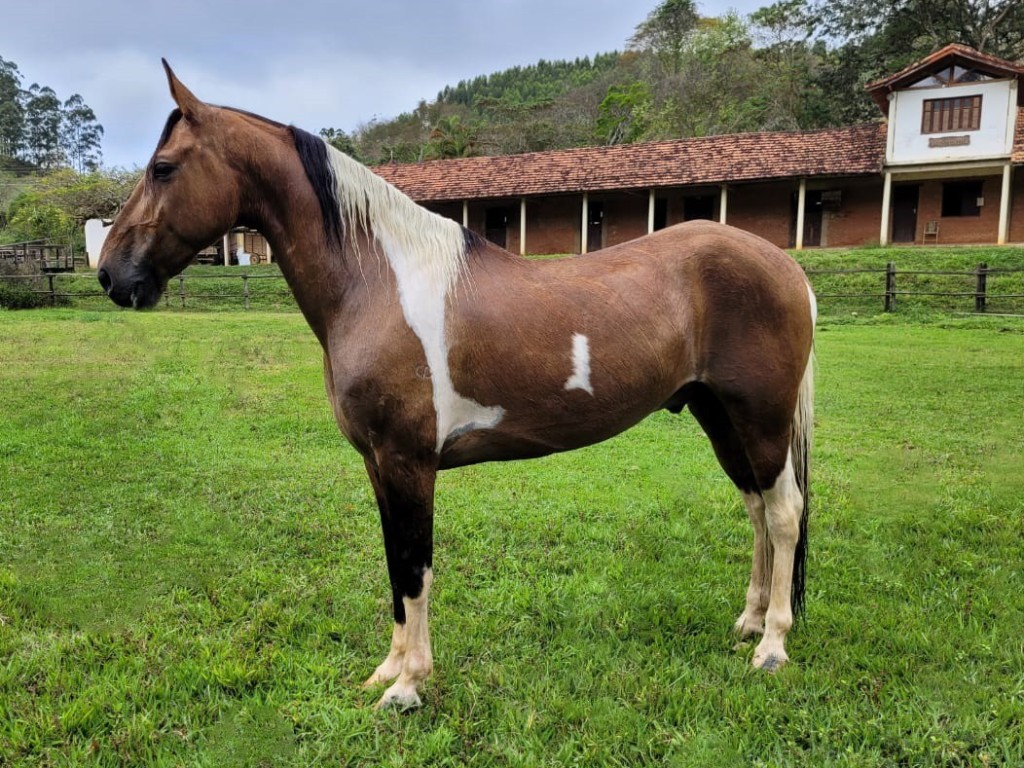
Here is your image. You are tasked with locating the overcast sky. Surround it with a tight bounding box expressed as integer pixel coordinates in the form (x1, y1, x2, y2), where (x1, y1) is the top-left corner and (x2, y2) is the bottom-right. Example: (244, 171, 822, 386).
(2, 0, 768, 169)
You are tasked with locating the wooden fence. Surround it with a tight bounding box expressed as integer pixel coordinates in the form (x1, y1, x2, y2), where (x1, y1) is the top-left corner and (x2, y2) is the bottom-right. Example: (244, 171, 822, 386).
(0, 240, 76, 271)
(806, 262, 1024, 313)
(3, 264, 1024, 314)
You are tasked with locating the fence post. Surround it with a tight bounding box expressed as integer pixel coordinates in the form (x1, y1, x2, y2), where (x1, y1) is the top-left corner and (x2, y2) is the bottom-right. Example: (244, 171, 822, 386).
(243, 274, 250, 310)
(47, 274, 55, 306)
(975, 262, 987, 313)
(884, 262, 896, 312)
(179, 275, 186, 308)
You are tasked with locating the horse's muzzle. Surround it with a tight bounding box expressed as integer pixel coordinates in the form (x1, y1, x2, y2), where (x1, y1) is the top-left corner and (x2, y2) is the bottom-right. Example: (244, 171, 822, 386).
(97, 265, 163, 310)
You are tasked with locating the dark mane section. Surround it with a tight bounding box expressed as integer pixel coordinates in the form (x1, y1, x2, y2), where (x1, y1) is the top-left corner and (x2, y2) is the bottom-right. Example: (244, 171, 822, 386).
(155, 109, 183, 152)
(288, 126, 343, 251)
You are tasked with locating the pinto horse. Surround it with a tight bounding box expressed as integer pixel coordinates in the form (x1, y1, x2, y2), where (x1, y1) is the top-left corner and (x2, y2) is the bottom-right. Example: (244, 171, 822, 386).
(99, 62, 816, 710)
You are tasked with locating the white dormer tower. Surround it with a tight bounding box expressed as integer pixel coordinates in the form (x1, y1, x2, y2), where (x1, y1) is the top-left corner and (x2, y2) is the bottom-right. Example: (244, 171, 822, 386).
(868, 44, 1024, 245)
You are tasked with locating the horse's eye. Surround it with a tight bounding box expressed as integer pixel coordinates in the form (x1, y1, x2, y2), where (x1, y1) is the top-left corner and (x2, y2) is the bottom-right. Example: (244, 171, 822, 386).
(153, 162, 176, 181)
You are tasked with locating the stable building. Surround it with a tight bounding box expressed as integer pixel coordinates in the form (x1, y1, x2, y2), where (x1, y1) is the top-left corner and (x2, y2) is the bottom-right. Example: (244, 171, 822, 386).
(374, 44, 1024, 253)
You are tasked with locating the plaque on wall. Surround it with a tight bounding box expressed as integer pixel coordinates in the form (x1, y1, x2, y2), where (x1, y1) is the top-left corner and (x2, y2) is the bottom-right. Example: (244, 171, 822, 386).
(928, 135, 971, 148)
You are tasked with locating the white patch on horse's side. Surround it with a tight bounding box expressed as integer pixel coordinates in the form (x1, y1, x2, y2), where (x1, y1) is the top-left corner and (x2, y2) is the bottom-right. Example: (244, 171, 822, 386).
(564, 333, 594, 396)
(325, 145, 504, 452)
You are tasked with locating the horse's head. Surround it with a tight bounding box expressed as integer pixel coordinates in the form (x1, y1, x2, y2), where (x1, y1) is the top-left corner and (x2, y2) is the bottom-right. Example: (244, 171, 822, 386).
(98, 62, 244, 308)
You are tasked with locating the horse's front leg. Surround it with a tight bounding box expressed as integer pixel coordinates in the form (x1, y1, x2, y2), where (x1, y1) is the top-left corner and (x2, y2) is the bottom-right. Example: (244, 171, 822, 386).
(361, 454, 436, 710)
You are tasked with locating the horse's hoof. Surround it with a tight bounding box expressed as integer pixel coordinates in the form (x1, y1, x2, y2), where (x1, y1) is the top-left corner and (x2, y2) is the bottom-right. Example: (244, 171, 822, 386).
(375, 682, 423, 712)
(733, 614, 765, 638)
(753, 650, 788, 672)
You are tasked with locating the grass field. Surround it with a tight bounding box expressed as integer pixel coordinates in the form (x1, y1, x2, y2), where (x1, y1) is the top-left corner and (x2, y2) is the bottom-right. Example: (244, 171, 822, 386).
(1, 308, 1023, 766)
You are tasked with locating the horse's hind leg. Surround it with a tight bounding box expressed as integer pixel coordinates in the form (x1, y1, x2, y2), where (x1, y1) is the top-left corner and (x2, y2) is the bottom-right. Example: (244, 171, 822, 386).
(735, 491, 770, 638)
(753, 450, 803, 670)
(684, 386, 769, 638)
(686, 384, 801, 669)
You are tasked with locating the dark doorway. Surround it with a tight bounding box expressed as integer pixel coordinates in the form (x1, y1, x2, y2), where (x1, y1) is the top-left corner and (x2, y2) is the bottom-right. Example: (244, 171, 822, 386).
(653, 197, 668, 231)
(485, 207, 512, 248)
(892, 185, 919, 243)
(790, 190, 823, 247)
(683, 195, 715, 221)
(587, 201, 604, 251)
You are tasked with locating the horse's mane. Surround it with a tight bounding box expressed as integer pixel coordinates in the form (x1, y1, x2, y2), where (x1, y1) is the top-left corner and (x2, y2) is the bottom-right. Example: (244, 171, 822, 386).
(289, 126, 472, 291)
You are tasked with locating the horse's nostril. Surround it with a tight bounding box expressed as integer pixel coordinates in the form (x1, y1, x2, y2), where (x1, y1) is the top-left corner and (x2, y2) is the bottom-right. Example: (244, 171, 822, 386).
(97, 268, 112, 295)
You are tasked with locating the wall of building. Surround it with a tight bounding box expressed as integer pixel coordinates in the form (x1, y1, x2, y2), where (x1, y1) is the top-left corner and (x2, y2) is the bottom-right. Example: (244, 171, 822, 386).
(425, 171, 1022, 254)
(821, 179, 885, 247)
(1011, 171, 1024, 243)
(888, 79, 1018, 164)
(601, 194, 649, 248)
(916, 175, 1004, 244)
(727, 182, 795, 248)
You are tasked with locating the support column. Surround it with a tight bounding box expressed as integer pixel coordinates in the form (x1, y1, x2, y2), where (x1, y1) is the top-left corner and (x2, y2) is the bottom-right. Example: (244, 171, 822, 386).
(648, 189, 655, 234)
(520, 197, 527, 256)
(462, 200, 469, 228)
(222, 233, 230, 266)
(880, 171, 893, 246)
(795, 179, 807, 250)
(581, 192, 589, 254)
(719, 185, 728, 225)
(998, 163, 1012, 245)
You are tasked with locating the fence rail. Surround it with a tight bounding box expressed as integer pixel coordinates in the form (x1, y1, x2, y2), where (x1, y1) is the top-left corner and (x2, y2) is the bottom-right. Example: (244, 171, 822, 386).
(4, 263, 1024, 314)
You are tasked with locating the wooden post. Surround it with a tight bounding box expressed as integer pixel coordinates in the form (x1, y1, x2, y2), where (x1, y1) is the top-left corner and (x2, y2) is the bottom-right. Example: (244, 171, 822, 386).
(975, 263, 988, 313)
(648, 189, 655, 234)
(243, 273, 250, 310)
(47, 273, 55, 306)
(179, 275, 186, 308)
(719, 185, 728, 225)
(884, 262, 896, 312)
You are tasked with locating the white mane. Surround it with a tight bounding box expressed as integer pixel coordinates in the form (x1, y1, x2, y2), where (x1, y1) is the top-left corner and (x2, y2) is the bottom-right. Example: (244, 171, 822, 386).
(323, 143, 468, 293)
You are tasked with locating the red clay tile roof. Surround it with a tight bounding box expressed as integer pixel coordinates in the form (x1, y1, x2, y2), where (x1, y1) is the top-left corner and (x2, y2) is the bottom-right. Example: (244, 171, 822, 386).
(373, 123, 887, 202)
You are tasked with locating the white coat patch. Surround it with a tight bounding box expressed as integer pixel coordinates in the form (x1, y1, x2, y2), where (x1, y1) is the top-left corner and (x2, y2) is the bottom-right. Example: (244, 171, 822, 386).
(325, 146, 504, 453)
(564, 333, 594, 396)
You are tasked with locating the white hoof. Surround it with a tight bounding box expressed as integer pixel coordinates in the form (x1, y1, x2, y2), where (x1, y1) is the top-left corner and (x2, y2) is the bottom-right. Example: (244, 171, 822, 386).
(752, 642, 789, 672)
(734, 611, 765, 638)
(375, 680, 423, 711)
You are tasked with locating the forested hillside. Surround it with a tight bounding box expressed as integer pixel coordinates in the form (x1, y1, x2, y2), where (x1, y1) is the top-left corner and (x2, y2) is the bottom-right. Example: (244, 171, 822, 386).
(325, 0, 1024, 166)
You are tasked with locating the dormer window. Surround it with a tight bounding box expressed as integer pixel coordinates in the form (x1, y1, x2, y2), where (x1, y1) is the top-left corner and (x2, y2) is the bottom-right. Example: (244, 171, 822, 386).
(921, 95, 982, 134)
(908, 67, 995, 88)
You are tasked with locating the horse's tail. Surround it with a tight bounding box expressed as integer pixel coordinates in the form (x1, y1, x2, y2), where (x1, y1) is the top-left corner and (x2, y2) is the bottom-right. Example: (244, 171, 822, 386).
(789, 302, 816, 619)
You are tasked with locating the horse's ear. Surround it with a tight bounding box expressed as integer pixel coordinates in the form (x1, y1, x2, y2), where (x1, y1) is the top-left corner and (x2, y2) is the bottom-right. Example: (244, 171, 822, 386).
(162, 59, 207, 122)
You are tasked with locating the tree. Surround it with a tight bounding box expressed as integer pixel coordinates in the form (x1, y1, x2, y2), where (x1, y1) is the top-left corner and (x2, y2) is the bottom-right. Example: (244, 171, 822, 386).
(806, 0, 1024, 64)
(628, 0, 700, 74)
(596, 81, 651, 144)
(23, 84, 63, 169)
(427, 114, 479, 159)
(319, 127, 360, 160)
(61, 94, 103, 172)
(0, 56, 24, 159)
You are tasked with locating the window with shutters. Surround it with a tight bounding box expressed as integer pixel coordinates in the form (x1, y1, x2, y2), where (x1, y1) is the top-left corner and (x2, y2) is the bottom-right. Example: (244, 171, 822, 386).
(921, 95, 982, 134)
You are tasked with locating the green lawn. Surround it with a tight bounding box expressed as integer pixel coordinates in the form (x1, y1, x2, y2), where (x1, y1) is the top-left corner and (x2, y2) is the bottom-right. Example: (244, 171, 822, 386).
(1, 309, 1023, 766)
